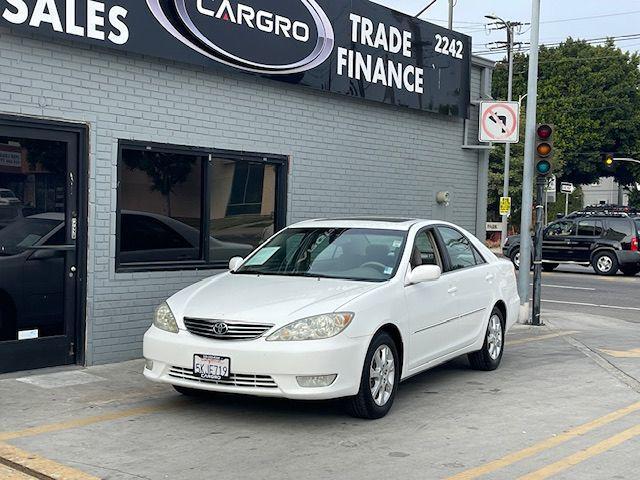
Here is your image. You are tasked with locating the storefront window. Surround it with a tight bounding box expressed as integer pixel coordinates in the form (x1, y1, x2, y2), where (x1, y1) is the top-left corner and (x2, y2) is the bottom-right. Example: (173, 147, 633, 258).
(117, 143, 285, 271)
(209, 159, 277, 263)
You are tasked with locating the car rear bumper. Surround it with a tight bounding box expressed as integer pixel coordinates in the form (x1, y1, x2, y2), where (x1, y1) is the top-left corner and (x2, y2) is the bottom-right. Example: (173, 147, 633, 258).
(143, 326, 368, 400)
(616, 250, 640, 267)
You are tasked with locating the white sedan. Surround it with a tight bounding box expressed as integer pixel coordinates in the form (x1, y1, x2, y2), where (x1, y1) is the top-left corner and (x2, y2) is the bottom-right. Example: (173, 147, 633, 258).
(143, 218, 520, 419)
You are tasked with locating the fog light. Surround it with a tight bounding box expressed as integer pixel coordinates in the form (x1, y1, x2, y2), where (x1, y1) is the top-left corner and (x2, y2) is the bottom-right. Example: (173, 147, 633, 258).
(296, 375, 337, 388)
(145, 359, 154, 371)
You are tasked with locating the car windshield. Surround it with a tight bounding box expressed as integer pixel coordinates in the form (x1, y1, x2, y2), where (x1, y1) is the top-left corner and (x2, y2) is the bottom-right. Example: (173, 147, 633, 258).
(235, 227, 407, 282)
(0, 218, 61, 256)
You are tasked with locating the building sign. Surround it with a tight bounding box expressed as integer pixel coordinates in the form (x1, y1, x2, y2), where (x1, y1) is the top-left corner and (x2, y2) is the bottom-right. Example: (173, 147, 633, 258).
(0, 144, 22, 173)
(0, 0, 471, 117)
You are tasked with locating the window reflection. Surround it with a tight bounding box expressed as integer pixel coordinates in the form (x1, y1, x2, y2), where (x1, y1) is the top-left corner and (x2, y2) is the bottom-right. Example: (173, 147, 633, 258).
(119, 149, 203, 263)
(210, 159, 276, 256)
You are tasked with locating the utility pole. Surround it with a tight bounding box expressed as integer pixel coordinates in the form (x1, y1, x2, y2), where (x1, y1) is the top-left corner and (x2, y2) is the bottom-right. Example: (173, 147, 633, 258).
(448, 0, 454, 29)
(485, 16, 524, 247)
(517, 0, 542, 323)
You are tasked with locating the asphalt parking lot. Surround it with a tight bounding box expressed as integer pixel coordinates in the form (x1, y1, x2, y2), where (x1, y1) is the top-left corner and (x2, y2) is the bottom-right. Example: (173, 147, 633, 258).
(1, 271, 639, 480)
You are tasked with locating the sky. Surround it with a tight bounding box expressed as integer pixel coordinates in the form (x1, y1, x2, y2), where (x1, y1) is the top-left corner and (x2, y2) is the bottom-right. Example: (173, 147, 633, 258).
(370, 0, 640, 60)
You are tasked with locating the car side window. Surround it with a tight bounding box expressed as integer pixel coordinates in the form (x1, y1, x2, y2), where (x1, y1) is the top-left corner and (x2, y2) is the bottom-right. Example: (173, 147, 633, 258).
(606, 219, 633, 241)
(411, 230, 441, 268)
(577, 220, 596, 236)
(546, 220, 575, 237)
(437, 227, 478, 271)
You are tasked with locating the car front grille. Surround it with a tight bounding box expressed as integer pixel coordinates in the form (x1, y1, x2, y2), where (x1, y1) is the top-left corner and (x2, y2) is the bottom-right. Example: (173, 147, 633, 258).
(169, 367, 278, 389)
(183, 318, 274, 340)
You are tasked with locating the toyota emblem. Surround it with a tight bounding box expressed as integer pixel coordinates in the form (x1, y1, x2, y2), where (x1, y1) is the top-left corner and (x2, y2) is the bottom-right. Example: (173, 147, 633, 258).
(212, 322, 229, 335)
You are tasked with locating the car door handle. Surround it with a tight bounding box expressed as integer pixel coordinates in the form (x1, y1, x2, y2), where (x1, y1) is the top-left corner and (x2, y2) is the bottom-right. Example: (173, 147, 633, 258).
(448, 286, 458, 294)
(485, 274, 495, 282)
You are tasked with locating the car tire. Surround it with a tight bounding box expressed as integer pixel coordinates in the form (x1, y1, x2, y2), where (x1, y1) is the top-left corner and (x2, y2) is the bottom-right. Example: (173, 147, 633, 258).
(346, 332, 400, 420)
(620, 266, 640, 276)
(468, 307, 505, 371)
(592, 251, 619, 276)
(173, 385, 206, 397)
(510, 249, 521, 270)
(542, 263, 559, 272)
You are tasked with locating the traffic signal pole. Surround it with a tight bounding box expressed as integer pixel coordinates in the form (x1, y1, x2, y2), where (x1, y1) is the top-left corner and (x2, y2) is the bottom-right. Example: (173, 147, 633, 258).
(531, 176, 546, 326)
(517, 0, 542, 323)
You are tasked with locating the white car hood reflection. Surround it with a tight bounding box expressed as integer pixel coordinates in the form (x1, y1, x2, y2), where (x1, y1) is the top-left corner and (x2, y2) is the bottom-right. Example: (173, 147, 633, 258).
(173, 273, 381, 328)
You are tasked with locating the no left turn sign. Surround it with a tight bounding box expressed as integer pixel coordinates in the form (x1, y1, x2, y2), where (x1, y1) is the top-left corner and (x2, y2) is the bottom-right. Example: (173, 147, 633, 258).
(479, 101, 520, 144)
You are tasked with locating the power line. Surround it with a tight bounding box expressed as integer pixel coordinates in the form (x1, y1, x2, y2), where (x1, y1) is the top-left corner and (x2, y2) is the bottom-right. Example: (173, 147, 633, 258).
(473, 33, 640, 55)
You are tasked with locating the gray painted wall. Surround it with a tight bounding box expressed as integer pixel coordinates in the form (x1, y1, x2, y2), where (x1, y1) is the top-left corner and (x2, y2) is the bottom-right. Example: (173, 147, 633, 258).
(0, 28, 489, 365)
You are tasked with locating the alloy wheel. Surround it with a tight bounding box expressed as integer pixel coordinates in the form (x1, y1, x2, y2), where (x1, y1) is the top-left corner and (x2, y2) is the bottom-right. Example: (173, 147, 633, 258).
(597, 256, 613, 273)
(487, 315, 503, 360)
(513, 252, 520, 268)
(370, 345, 395, 407)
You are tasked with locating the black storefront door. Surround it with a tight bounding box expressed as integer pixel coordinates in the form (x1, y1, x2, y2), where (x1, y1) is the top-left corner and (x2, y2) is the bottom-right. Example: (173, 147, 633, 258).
(0, 119, 85, 374)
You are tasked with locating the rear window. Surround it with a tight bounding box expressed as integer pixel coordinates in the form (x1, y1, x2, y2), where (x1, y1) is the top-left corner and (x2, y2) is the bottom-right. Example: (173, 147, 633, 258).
(606, 219, 633, 240)
(635, 219, 640, 234)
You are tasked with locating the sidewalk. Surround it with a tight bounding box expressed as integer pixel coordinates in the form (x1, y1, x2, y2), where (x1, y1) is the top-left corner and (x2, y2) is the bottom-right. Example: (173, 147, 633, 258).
(0, 309, 638, 480)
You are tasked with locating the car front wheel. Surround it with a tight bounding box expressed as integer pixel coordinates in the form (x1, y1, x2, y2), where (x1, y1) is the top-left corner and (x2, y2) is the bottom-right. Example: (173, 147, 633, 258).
(468, 307, 505, 371)
(347, 332, 400, 419)
(592, 251, 619, 276)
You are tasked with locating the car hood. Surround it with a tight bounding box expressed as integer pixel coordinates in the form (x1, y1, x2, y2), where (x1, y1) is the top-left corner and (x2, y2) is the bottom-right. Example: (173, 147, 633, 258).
(168, 273, 382, 328)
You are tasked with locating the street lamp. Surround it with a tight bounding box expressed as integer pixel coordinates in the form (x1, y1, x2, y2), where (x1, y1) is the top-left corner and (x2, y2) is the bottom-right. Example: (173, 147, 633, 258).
(485, 14, 516, 248)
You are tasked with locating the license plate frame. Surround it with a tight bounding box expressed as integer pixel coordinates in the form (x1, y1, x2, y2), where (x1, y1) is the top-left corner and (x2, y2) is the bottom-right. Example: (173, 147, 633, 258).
(193, 354, 231, 380)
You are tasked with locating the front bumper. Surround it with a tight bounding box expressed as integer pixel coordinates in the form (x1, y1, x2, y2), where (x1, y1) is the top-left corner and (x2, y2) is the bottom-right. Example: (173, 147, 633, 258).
(143, 326, 369, 400)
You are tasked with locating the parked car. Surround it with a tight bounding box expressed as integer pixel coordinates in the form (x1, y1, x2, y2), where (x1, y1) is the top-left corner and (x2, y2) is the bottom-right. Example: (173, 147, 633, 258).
(0, 188, 20, 205)
(503, 211, 640, 276)
(0, 211, 254, 341)
(0, 204, 22, 230)
(143, 218, 520, 419)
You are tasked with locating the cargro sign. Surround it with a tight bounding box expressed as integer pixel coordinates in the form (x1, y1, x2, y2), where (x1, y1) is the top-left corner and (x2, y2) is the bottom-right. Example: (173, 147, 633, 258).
(0, 0, 472, 117)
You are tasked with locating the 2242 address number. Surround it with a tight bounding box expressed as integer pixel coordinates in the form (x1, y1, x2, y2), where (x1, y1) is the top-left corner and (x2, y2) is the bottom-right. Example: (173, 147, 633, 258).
(435, 34, 464, 59)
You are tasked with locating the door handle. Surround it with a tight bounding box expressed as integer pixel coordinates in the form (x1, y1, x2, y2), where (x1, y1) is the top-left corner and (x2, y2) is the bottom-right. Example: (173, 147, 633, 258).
(447, 286, 458, 294)
(485, 274, 495, 282)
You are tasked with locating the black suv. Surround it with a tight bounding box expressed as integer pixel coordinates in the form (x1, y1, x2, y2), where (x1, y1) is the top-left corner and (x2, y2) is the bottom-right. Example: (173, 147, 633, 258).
(503, 210, 640, 276)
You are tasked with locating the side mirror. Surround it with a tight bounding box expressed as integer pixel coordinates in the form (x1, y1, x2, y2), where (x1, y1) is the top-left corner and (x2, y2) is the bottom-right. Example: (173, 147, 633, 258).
(407, 265, 442, 285)
(228, 257, 244, 272)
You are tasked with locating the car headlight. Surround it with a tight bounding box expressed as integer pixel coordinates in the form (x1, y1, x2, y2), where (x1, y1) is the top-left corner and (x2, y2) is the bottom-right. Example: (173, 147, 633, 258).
(266, 313, 354, 341)
(153, 302, 179, 333)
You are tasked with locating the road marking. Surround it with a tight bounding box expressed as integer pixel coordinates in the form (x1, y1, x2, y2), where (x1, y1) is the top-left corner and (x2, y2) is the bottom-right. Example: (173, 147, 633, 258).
(599, 348, 640, 358)
(444, 401, 640, 480)
(517, 423, 640, 480)
(529, 283, 596, 291)
(0, 463, 33, 479)
(541, 299, 640, 312)
(508, 331, 579, 346)
(0, 443, 99, 480)
(0, 400, 181, 442)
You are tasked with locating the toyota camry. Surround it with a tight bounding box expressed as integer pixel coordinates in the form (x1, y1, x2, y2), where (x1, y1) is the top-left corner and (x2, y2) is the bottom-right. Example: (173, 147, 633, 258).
(143, 218, 520, 419)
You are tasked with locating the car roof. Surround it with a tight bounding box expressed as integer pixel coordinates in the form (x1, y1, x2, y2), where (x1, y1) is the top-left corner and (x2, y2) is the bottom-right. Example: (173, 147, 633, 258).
(289, 217, 435, 231)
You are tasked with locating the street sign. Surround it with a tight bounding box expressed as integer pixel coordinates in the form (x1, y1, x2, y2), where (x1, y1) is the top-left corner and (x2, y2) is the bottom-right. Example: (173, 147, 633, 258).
(479, 101, 520, 143)
(545, 175, 557, 203)
(500, 197, 512, 216)
(560, 182, 574, 194)
(486, 222, 502, 232)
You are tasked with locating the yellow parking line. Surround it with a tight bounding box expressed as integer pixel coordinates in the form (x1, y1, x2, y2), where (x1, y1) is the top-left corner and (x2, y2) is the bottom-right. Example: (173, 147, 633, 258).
(0, 443, 99, 480)
(444, 401, 640, 480)
(0, 400, 181, 442)
(508, 331, 578, 346)
(0, 462, 34, 480)
(517, 423, 640, 480)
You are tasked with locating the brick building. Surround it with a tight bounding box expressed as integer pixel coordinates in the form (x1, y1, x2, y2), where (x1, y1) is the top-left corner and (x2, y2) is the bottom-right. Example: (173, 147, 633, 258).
(0, 0, 493, 373)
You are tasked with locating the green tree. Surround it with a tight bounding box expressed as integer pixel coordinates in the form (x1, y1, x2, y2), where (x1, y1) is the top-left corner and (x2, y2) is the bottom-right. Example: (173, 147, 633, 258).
(490, 39, 640, 227)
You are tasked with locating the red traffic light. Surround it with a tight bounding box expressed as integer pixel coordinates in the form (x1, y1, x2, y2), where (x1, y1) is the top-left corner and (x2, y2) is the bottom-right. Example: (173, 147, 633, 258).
(537, 124, 553, 139)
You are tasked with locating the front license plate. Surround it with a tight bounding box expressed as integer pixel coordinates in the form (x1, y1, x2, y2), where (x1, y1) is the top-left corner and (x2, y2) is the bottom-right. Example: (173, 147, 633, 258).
(193, 354, 230, 380)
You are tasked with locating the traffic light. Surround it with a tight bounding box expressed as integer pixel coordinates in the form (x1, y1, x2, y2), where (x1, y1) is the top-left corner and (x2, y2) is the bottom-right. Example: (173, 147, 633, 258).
(603, 153, 615, 169)
(535, 124, 554, 177)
